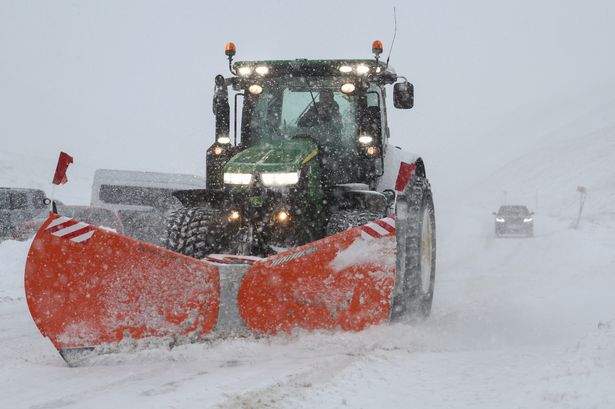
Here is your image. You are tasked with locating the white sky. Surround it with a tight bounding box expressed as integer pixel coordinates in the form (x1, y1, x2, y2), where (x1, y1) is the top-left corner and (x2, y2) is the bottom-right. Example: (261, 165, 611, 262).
(1, 0, 614, 192)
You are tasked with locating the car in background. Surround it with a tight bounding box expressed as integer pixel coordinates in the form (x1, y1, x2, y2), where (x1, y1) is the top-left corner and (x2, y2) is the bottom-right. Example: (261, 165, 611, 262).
(0, 188, 49, 241)
(13, 205, 125, 241)
(493, 205, 534, 237)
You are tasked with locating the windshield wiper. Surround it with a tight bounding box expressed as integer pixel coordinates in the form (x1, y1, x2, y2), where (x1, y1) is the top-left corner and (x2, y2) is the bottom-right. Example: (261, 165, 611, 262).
(304, 77, 321, 125)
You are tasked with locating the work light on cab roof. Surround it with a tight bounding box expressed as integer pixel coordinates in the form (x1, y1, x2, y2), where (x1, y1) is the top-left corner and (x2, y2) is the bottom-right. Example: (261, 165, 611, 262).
(226, 40, 388, 78)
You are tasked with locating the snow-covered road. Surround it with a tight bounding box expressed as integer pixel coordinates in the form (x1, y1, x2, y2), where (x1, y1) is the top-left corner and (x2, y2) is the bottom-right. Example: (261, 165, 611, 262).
(2, 203, 614, 409)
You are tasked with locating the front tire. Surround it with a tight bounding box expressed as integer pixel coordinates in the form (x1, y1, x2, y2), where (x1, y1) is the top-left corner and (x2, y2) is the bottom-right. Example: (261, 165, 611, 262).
(391, 185, 436, 321)
(163, 206, 229, 259)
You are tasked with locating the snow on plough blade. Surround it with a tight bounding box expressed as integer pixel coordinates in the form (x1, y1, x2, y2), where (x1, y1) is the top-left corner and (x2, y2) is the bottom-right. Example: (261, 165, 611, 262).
(25, 213, 398, 365)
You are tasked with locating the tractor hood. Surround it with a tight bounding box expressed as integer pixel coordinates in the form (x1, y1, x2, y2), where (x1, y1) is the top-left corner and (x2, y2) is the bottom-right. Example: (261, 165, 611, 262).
(224, 139, 318, 174)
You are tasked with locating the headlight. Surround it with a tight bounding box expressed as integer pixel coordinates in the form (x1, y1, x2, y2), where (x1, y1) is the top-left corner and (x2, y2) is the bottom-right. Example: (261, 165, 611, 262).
(341, 83, 355, 94)
(224, 172, 252, 185)
(261, 172, 299, 186)
(523, 217, 533, 223)
(238, 66, 252, 76)
(248, 84, 263, 95)
(339, 65, 353, 73)
(366, 146, 379, 156)
(356, 64, 370, 75)
(255, 66, 269, 75)
(275, 210, 290, 223)
(217, 135, 231, 144)
(358, 135, 373, 145)
(495, 217, 505, 223)
(228, 210, 241, 222)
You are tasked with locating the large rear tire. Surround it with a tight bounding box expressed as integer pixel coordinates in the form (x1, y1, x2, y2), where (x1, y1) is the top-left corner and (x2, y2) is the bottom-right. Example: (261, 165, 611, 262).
(391, 184, 436, 321)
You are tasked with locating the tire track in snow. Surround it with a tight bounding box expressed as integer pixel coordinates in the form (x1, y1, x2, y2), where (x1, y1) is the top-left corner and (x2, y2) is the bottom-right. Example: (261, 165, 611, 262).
(213, 354, 358, 409)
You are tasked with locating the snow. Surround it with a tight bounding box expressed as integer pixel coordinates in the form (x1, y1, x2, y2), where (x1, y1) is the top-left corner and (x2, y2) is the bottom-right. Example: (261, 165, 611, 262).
(2, 1, 615, 407)
(330, 236, 395, 273)
(0, 238, 30, 300)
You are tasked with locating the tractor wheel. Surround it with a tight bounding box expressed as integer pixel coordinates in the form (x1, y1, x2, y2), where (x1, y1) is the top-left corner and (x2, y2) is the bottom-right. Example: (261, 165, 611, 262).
(163, 206, 229, 259)
(326, 209, 383, 236)
(391, 184, 436, 321)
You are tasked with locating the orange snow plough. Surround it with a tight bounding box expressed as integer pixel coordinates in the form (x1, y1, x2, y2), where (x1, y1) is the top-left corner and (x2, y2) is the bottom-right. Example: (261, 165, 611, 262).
(26, 212, 402, 365)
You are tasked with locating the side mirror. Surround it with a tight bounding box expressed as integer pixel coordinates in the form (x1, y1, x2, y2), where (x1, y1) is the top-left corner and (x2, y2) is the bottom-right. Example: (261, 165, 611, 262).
(530, 211, 535, 215)
(393, 81, 414, 109)
(492, 212, 497, 215)
(382, 189, 396, 208)
(213, 75, 230, 143)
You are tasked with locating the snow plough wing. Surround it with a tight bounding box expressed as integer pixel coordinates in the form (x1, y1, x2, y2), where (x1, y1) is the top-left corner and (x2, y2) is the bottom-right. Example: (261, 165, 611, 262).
(25, 212, 398, 365)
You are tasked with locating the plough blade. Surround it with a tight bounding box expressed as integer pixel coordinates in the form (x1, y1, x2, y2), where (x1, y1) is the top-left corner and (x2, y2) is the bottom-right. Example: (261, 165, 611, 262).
(237, 216, 397, 335)
(25, 213, 399, 364)
(24, 214, 220, 362)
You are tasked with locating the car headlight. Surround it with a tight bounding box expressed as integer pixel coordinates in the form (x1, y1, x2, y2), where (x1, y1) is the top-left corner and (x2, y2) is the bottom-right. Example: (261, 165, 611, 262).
(495, 217, 505, 223)
(224, 172, 252, 185)
(523, 217, 533, 223)
(261, 172, 299, 186)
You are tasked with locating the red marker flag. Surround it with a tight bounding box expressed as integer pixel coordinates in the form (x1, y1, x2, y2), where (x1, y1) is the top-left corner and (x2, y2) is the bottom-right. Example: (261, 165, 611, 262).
(52, 152, 74, 185)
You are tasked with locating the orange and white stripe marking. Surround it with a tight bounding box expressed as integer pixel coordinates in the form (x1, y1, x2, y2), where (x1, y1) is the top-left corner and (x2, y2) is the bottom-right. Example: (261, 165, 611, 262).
(46, 216, 96, 243)
(360, 216, 396, 240)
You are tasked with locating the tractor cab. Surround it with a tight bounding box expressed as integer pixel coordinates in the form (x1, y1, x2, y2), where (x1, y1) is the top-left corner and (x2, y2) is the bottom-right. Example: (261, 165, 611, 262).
(206, 46, 413, 192)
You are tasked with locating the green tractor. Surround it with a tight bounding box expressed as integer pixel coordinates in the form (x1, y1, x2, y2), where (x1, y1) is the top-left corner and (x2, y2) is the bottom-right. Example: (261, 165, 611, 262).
(164, 41, 435, 317)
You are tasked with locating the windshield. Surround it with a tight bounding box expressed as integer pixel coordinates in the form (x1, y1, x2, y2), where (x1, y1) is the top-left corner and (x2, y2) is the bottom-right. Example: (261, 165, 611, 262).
(498, 205, 530, 216)
(248, 77, 358, 149)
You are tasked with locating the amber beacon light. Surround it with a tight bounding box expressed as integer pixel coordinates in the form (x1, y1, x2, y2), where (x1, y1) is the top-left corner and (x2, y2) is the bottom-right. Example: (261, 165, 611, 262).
(225, 42, 236, 57)
(372, 40, 383, 57)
